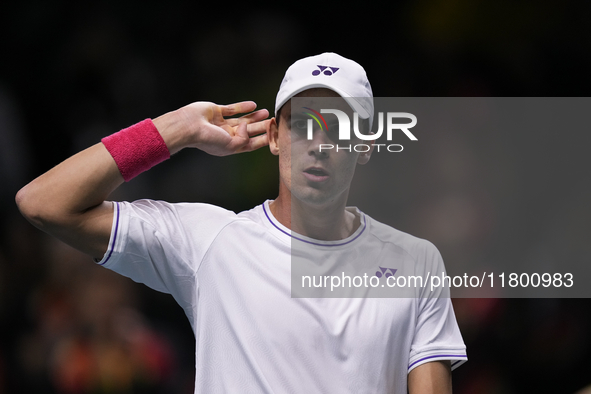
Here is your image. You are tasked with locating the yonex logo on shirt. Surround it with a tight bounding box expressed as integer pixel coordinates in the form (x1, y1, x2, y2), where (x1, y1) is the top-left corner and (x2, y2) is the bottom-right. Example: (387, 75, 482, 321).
(312, 65, 339, 76)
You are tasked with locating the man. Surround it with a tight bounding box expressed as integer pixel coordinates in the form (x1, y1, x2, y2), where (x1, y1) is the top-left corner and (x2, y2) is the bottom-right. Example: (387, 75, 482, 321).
(16, 52, 466, 393)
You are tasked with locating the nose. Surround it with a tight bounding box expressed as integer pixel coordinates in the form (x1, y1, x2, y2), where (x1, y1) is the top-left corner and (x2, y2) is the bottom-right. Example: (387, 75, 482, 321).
(307, 127, 332, 158)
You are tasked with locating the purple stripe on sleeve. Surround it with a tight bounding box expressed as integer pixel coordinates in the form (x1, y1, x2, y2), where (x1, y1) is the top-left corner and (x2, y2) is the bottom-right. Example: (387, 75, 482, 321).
(262, 203, 366, 247)
(408, 354, 468, 370)
(100, 202, 120, 266)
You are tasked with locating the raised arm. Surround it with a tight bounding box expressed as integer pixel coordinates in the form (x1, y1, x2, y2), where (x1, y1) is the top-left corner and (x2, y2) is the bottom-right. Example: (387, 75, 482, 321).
(15, 101, 269, 260)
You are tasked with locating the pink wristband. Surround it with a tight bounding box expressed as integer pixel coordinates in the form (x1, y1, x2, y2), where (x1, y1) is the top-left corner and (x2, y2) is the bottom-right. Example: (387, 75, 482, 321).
(102, 119, 170, 182)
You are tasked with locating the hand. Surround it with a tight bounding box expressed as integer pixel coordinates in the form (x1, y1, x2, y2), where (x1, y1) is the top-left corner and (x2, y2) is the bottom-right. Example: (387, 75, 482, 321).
(164, 101, 270, 156)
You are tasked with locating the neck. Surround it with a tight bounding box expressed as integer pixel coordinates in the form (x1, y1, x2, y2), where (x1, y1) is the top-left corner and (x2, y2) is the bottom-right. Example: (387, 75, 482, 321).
(269, 184, 359, 241)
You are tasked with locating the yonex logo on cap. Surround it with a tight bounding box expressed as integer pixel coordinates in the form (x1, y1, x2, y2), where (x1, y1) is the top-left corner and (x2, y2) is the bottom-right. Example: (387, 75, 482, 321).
(312, 65, 339, 76)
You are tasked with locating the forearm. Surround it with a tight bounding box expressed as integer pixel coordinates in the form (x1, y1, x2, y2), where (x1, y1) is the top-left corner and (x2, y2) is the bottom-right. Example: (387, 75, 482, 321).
(153, 107, 194, 155)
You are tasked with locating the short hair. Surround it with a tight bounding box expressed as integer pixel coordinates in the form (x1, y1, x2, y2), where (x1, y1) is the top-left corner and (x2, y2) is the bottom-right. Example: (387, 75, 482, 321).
(275, 106, 285, 128)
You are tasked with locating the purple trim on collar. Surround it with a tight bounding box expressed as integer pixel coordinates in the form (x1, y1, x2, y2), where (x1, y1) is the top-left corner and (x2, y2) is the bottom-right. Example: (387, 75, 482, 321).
(262, 203, 366, 247)
(408, 354, 468, 370)
(100, 202, 120, 265)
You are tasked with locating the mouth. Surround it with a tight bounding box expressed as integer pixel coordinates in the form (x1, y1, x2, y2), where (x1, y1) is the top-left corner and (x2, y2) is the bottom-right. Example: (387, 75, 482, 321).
(303, 167, 329, 182)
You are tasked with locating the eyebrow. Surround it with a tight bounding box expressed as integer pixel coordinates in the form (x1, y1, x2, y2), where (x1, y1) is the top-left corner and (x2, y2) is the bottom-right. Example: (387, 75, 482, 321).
(290, 113, 307, 119)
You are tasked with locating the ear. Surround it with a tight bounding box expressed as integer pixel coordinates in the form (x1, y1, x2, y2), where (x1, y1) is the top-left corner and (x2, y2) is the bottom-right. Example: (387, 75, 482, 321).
(267, 117, 280, 156)
(357, 148, 373, 165)
(356, 132, 375, 165)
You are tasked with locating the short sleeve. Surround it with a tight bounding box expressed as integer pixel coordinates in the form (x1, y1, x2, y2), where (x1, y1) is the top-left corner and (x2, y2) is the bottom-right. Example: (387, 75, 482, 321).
(408, 242, 468, 372)
(95, 199, 237, 314)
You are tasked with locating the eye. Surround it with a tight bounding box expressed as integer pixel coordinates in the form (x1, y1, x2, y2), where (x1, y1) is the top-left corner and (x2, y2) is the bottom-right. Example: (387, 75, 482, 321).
(292, 119, 308, 131)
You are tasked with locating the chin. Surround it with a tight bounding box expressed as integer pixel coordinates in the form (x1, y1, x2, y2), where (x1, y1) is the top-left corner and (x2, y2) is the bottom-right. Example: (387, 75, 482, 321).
(291, 186, 339, 207)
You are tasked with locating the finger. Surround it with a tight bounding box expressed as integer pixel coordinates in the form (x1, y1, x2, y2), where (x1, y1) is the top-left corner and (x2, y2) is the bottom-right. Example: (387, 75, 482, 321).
(245, 118, 271, 136)
(230, 121, 250, 147)
(220, 101, 257, 117)
(236, 133, 270, 153)
(225, 109, 269, 127)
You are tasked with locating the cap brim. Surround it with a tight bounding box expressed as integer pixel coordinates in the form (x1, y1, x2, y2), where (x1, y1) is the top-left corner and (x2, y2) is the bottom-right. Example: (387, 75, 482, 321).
(276, 82, 371, 119)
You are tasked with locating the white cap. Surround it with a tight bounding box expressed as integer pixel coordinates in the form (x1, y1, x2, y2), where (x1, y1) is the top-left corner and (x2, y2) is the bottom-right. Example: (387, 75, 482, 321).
(275, 52, 374, 129)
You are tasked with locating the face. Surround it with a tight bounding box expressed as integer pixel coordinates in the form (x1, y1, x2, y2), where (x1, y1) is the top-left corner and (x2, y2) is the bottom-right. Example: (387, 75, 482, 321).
(268, 88, 372, 208)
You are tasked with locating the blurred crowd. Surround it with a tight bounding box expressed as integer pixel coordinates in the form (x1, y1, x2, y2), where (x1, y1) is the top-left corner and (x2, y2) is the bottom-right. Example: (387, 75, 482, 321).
(1, 0, 591, 393)
(3, 232, 181, 393)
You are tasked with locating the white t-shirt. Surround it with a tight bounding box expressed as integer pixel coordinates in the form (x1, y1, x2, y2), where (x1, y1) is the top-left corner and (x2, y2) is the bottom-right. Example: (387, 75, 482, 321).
(98, 199, 467, 393)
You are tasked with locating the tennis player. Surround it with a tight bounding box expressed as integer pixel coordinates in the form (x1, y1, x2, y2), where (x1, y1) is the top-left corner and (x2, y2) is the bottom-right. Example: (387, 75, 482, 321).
(16, 52, 467, 393)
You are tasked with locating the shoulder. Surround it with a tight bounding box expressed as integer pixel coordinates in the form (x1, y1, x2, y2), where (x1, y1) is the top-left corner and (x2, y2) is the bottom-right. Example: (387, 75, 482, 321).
(124, 199, 235, 216)
(115, 199, 245, 242)
(111, 200, 269, 259)
(121, 199, 271, 232)
(121, 199, 237, 223)
(362, 213, 442, 262)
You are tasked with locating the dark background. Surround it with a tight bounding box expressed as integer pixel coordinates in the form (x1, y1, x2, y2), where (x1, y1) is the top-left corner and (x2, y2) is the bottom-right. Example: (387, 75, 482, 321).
(1, 0, 590, 393)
